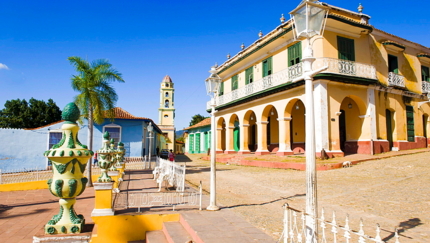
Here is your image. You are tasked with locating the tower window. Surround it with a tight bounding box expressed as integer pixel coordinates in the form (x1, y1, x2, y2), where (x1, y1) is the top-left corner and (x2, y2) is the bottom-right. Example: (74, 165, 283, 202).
(166, 83, 169, 87)
(164, 115, 168, 118)
(165, 92, 169, 97)
(165, 100, 169, 108)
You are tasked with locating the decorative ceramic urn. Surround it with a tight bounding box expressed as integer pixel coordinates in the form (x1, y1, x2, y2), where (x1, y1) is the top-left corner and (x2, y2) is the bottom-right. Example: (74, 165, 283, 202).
(109, 138, 118, 171)
(96, 132, 114, 182)
(116, 142, 125, 166)
(44, 102, 93, 235)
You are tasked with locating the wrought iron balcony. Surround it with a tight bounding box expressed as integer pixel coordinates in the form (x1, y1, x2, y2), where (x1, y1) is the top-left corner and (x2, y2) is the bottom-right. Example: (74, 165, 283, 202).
(422, 81, 430, 93)
(208, 58, 376, 108)
(312, 57, 377, 79)
(388, 72, 405, 88)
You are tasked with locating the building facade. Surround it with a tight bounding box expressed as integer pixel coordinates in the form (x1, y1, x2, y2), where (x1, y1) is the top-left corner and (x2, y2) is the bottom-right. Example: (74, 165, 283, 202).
(158, 75, 176, 151)
(184, 118, 211, 154)
(0, 107, 162, 171)
(210, 2, 430, 157)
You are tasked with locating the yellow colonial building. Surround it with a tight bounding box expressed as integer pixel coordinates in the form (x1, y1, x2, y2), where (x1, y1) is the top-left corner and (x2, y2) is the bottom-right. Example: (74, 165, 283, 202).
(211, 2, 430, 157)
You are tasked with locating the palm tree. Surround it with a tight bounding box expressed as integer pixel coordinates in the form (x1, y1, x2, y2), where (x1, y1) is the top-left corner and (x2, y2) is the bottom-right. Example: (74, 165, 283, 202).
(68, 56, 125, 187)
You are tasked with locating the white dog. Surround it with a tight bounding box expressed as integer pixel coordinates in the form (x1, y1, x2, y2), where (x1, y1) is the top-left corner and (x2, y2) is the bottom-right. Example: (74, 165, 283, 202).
(342, 161, 351, 168)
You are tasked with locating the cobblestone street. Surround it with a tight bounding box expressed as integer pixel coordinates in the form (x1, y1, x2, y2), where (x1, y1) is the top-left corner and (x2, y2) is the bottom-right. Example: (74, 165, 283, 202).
(179, 152, 430, 242)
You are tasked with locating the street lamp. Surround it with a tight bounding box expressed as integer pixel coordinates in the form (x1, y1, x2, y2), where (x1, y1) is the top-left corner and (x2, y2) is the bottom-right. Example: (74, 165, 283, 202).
(290, 1, 328, 242)
(147, 122, 154, 170)
(205, 64, 222, 211)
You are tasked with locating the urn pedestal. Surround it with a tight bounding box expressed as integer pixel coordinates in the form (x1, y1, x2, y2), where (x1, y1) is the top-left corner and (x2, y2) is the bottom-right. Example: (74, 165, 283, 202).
(43, 103, 93, 235)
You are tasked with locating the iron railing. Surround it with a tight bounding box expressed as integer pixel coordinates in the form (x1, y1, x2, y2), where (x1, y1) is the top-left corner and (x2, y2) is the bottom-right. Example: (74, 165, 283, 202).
(113, 190, 201, 212)
(422, 81, 430, 93)
(282, 204, 401, 243)
(209, 58, 377, 108)
(388, 72, 405, 88)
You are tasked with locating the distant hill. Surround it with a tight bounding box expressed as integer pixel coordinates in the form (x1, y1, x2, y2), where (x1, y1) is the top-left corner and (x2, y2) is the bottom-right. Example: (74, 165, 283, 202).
(176, 130, 185, 137)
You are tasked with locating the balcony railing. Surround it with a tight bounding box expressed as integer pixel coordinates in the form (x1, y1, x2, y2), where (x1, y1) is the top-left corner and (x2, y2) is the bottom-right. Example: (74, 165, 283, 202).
(422, 81, 430, 93)
(209, 58, 376, 108)
(388, 72, 405, 88)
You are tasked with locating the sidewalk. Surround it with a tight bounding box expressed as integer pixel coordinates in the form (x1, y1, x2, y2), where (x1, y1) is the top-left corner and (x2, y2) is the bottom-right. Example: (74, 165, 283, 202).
(0, 167, 275, 242)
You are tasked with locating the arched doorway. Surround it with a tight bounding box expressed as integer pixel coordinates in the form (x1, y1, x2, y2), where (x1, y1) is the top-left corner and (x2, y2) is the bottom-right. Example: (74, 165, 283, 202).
(262, 105, 279, 152)
(217, 117, 226, 152)
(386, 109, 394, 150)
(245, 111, 257, 152)
(229, 114, 240, 152)
(291, 100, 305, 153)
(423, 114, 429, 148)
(339, 97, 364, 154)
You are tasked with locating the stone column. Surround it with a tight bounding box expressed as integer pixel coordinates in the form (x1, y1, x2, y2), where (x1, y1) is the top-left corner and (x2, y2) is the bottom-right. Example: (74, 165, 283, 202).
(255, 121, 270, 155)
(314, 80, 329, 154)
(277, 117, 294, 155)
(224, 126, 236, 154)
(44, 102, 92, 235)
(216, 127, 223, 153)
(238, 124, 250, 154)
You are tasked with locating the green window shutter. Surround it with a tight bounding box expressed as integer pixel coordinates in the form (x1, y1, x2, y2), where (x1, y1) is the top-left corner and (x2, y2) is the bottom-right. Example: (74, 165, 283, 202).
(231, 75, 238, 90)
(337, 36, 355, 61)
(422, 66, 430, 82)
(288, 42, 302, 66)
(263, 57, 273, 77)
(388, 55, 399, 74)
(189, 134, 194, 153)
(245, 67, 253, 84)
(196, 133, 201, 153)
(406, 106, 415, 142)
(219, 82, 224, 96)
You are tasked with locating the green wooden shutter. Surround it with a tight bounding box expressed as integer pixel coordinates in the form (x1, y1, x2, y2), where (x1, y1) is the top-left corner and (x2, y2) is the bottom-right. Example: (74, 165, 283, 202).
(189, 134, 194, 153)
(422, 66, 430, 82)
(406, 106, 415, 142)
(337, 36, 355, 61)
(219, 82, 224, 96)
(245, 67, 253, 84)
(262, 57, 273, 77)
(196, 133, 201, 153)
(388, 55, 399, 74)
(232, 75, 238, 90)
(288, 42, 302, 66)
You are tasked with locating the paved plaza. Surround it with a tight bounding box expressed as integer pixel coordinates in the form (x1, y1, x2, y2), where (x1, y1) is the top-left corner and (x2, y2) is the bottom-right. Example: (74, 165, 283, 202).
(0, 149, 429, 242)
(181, 150, 430, 242)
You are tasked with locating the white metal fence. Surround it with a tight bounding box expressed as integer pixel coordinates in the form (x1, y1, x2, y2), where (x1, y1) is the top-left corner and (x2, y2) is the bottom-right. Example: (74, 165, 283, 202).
(0, 158, 145, 185)
(153, 157, 186, 192)
(114, 190, 201, 212)
(282, 204, 401, 243)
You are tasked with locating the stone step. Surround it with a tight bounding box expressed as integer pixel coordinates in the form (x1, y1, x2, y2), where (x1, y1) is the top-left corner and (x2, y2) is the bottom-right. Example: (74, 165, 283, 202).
(163, 221, 194, 243)
(145, 230, 168, 243)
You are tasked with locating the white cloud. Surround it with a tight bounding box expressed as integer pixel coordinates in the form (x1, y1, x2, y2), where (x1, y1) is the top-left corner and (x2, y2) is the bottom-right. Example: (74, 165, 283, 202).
(0, 63, 9, 70)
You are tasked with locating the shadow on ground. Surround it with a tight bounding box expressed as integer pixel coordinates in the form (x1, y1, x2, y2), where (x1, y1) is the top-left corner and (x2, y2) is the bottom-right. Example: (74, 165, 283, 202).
(382, 218, 423, 242)
(223, 193, 305, 209)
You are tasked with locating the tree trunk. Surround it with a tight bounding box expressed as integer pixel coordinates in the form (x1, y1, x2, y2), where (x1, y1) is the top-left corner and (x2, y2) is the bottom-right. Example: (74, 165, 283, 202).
(86, 108, 94, 187)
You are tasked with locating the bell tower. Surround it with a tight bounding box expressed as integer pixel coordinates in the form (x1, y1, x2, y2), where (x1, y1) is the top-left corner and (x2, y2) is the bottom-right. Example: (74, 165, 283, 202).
(158, 75, 175, 151)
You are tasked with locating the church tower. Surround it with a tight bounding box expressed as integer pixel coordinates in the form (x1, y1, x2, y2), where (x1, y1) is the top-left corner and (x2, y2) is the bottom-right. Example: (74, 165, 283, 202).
(158, 75, 175, 151)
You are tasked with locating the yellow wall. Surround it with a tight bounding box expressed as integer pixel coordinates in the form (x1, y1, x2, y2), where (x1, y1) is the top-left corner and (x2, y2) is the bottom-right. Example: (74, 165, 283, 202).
(0, 174, 101, 192)
(91, 214, 180, 243)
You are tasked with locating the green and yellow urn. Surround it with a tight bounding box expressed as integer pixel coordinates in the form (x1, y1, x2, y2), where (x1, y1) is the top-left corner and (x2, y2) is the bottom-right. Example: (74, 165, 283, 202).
(44, 102, 93, 234)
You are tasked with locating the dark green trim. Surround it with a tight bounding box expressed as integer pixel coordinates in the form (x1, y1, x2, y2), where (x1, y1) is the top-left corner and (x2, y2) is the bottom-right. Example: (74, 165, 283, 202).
(418, 54, 430, 58)
(327, 14, 373, 32)
(382, 42, 406, 51)
(218, 27, 292, 75)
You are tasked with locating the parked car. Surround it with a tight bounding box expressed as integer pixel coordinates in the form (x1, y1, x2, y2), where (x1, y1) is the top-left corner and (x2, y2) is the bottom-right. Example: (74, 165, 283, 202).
(160, 149, 169, 159)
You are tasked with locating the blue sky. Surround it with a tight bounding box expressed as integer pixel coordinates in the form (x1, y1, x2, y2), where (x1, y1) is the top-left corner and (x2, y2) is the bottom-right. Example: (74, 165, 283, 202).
(1, 0, 429, 130)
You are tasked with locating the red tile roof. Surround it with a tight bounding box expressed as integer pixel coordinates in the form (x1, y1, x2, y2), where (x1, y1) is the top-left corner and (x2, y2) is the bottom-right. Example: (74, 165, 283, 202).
(184, 118, 211, 130)
(162, 75, 172, 83)
(25, 107, 158, 131)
